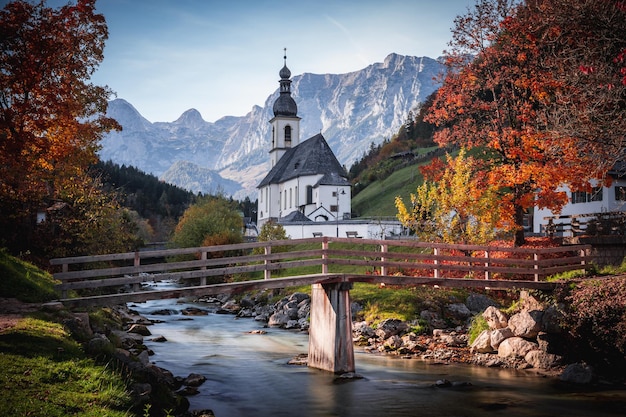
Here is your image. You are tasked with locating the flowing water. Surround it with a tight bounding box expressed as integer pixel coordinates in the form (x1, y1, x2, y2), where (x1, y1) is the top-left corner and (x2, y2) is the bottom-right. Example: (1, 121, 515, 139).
(130, 296, 626, 417)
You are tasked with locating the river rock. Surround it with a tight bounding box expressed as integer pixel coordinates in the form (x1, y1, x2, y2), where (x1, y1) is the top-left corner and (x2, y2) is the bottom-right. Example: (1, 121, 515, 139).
(524, 350, 562, 369)
(440, 332, 467, 347)
(446, 303, 472, 320)
(285, 319, 300, 329)
(184, 373, 207, 387)
(268, 310, 290, 327)
(128, 324, 152, 336)
(490, 327, 514, 349)
(85, 333, 114, 355)
(466, 293, 499, 313)
(290, 292, 310, 303)
(381, 335, 403, 350)
(220, 300, 241, 313)
(471, 330, 494, 353)
(420, 310, 447, 329)
(110, 329, 144, 349)
(559, 363, 594, 384)
(483, 306, 508, 330)
(508, 310, 543, 339)
(375, 318, 409, 339)
(540, 305, 563, 334)
(63, 312, 93, 340)
(497, 337, 538, 358)
(182, 307, 209, 316)
(297, 318, 309, 330)
(151, 335, 168, 342)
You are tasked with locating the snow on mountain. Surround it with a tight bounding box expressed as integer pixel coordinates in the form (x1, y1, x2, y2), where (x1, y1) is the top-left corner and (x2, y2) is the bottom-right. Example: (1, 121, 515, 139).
(98, 53, 444, 198)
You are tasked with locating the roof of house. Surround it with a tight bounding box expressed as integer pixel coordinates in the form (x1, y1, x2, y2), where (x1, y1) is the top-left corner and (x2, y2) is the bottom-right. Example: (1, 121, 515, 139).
(257, 133, 350, 188)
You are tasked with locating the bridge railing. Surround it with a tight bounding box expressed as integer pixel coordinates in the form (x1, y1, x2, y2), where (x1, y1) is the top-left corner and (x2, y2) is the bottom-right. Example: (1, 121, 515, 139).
(50, 238, 593, 298)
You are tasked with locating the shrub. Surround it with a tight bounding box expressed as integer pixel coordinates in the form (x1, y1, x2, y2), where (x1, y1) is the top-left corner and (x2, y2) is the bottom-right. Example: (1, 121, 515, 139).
(468, 314, 490, 344)
(559, 277, 626, 377)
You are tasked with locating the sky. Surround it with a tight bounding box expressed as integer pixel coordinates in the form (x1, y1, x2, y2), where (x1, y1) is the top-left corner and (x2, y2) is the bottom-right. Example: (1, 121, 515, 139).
(37, 0, 475, 123)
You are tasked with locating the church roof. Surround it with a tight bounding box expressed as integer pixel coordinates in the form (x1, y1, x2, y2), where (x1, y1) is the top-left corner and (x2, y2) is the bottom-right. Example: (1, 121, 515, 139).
(258, 133, 349, 188)
(279, 210, 312, 223)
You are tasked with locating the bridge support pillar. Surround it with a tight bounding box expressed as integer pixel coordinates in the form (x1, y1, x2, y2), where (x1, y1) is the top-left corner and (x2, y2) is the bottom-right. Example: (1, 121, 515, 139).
(308, 282, 355, 374)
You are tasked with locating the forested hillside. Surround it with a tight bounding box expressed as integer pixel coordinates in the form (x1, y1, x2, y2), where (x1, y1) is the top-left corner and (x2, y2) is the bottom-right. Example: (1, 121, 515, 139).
(348, 92, 439, 197)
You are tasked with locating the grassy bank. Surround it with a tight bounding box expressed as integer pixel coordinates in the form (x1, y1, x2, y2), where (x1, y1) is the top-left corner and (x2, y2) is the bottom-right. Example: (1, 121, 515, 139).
(0, 250, 134, 416)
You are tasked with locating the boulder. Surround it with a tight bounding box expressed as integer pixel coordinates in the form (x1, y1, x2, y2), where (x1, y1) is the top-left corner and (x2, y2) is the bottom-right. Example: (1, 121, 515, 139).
(420, 310, 447, 329)
(268, 311, 290, 327)
(470, 330, 495, 353)
(559, 363, 594, 384)
(465, 293, 499, 313)
(289, 292, 310, 303)
(490, 327, 514, 349)
(508, 310, 543, 339)
(482, 306, 508, 329)
(382, 335, 403, 350)
(181, 307, 208, 316)
(524, 350, 562, 369)
(440, 333, 467, 347)
(184, 373, 207, 387)
(85, 333, 114, 355)
(128, 324, 152, 336)
(497, 337, 538, 358)
(446, 303, 472, 320)
(375, 318, 408, 339)
(541, 305, 563, 334)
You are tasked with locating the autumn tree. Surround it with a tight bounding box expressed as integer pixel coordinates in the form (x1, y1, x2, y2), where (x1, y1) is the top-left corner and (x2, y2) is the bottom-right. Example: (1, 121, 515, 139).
(0, 0, 119, 254)
(396, 149, 508, 245)
(426, 0, 626, 246)
(169, 195, 243, 250)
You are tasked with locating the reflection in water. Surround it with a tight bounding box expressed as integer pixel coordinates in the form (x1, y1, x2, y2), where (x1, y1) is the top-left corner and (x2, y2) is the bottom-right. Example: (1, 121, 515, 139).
(130, 298, 626, 417)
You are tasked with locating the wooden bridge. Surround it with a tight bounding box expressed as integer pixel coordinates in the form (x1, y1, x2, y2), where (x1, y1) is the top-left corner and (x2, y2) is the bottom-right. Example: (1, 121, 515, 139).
(50, 237, 592, 374)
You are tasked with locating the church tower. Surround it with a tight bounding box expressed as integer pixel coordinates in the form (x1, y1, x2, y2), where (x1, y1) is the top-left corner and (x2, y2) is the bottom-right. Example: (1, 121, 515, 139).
(269, 49, 301, 167)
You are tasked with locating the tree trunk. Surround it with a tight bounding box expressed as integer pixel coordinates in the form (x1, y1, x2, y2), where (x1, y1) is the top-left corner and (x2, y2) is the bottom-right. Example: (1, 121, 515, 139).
(513, 204, 526, 247)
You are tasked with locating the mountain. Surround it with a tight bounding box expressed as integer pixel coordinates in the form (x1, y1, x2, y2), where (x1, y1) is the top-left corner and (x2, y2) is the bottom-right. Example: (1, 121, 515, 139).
(98, 53, 444, 199)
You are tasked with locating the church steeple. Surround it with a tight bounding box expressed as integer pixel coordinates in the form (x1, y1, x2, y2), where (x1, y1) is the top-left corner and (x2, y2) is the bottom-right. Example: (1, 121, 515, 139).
(269, 48, 301, 167)
(273, 48, 298, 117)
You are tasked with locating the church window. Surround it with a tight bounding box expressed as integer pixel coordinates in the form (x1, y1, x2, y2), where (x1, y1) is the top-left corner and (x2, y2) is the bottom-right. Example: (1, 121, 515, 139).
(306, 186, 313, 205)
(289, 188, 293, 208)
(285, 125, 292, 146)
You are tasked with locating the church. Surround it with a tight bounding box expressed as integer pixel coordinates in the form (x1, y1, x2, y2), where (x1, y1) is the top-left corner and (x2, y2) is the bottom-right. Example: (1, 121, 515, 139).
(257, 55, 351, 233)
(256, 54, 403, 239)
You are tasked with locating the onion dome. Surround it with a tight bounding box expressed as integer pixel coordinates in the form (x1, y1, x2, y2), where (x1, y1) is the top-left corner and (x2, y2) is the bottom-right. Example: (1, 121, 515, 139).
(273, 50, 298, 117)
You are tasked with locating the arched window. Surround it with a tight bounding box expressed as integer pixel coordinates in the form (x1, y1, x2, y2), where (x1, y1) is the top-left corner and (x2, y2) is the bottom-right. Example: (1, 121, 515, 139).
(284, 125, 292, 146)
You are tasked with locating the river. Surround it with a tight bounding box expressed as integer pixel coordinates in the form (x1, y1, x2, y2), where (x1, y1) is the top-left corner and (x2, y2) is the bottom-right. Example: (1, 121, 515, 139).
(129, 297, 626, 417)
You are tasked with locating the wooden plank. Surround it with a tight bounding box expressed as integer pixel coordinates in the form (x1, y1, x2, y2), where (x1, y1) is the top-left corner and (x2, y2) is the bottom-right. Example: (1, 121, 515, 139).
(58, 274, 343, 308)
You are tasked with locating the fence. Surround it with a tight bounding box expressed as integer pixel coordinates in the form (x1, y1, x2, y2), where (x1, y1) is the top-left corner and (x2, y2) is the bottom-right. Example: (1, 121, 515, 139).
(50, 237, 592, 299)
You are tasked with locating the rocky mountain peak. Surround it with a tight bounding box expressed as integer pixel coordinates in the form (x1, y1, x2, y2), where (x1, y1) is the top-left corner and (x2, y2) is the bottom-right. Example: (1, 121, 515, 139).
(99, 54, 444, 199)
(174, 108, 207, 129)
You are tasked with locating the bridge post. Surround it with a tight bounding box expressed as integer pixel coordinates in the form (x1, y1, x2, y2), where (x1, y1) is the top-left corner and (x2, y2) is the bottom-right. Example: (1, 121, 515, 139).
(308, 282, 355, 374)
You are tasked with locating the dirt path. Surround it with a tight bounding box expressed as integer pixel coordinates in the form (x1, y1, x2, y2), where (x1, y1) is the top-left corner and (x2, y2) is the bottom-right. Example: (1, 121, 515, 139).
(0, 298, 40, 333)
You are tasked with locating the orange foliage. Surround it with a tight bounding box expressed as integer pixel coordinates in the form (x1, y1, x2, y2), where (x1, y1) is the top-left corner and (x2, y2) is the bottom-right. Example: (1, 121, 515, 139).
(426, 0, 626, 246)
(0, 0, 119, 252)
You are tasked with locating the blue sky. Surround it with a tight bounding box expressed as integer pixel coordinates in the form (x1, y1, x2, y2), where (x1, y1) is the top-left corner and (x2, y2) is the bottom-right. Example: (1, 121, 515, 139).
(26, 0, 475, 122)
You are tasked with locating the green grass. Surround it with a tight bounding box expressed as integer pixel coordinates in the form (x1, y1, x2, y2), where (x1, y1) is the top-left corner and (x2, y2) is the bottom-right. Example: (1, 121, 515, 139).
(467, 314, 490, 344)
(0, 249, 134, 416)
(0, 248, 59, 302)
(0, 318, 132, 417)
(352, 162, 426, 218)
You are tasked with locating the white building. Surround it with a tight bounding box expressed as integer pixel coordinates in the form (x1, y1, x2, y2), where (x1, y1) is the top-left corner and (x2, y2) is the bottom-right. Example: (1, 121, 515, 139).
(257, 55, 403, 239)
(533, 161, 626, 235)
